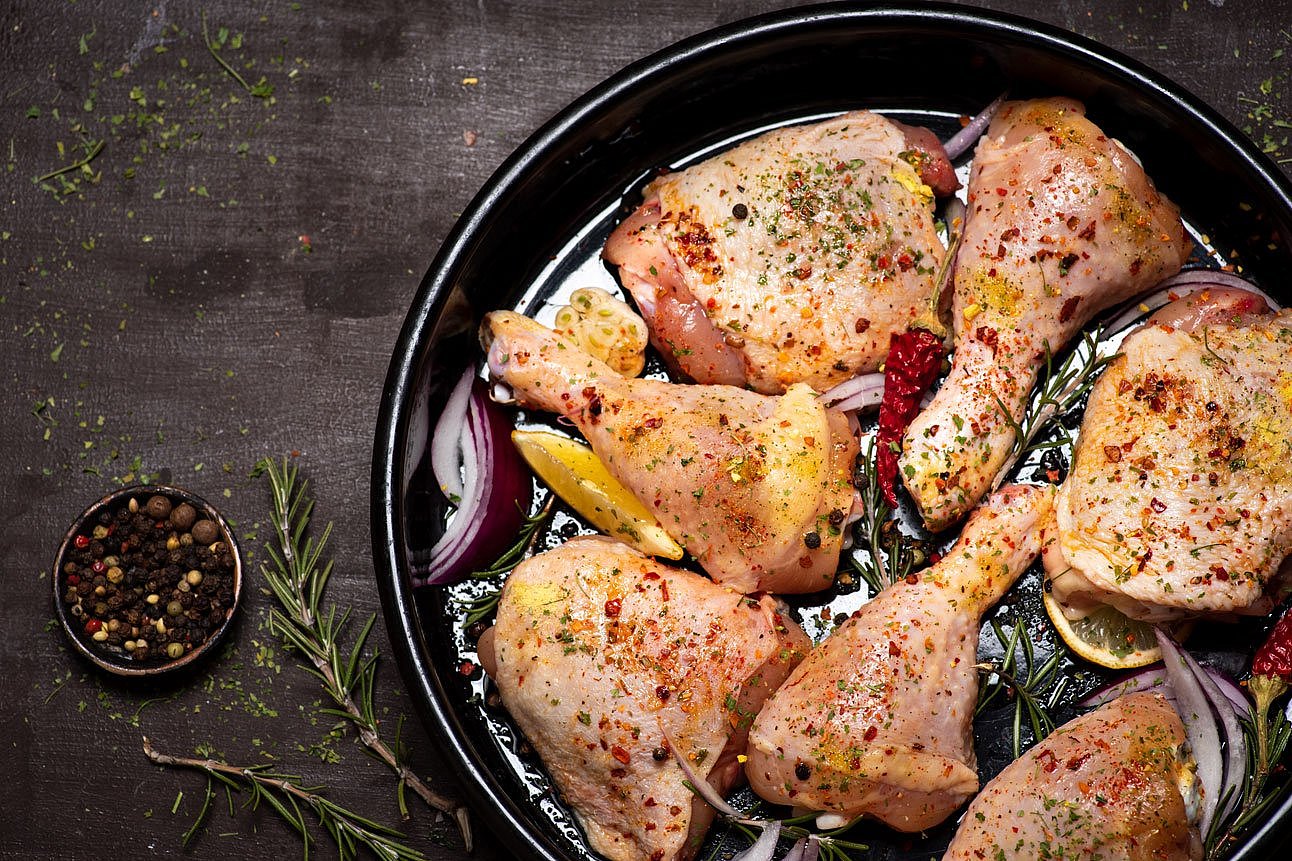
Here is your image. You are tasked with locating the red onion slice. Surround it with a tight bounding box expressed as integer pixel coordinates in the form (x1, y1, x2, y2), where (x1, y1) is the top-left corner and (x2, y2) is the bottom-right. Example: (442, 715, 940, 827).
(1078, 666, 1173, 709)
(430, 366, 475, 504)
(667, 734, 743, 820)
(413, 378, 531, 587)
(1078, 662, 1250, 718)
(1157, 631, 1225, 836)
(779, 838, 808, 861)
(1202, 667, 1251, 716)
(732, 820, 781, 861)
(818, 373, 885, 411)
(1156, 269, 1282, 309)
(1103, 270, 1282, 334)
(1182, 647, 1247, 830)
(942, 93, 1006, 161)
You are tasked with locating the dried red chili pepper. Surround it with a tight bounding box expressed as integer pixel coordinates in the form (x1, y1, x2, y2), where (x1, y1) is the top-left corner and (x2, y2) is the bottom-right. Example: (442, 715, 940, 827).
(875, 328, 945, 506)
(1243, 605, 1292, 828)
(1252, 609, 1292, 682)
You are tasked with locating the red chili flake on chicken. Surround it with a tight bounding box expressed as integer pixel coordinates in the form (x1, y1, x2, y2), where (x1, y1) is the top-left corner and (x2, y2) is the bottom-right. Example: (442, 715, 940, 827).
(604, 598, 622, 618)
(875, 328, 945, 506)
(611, 746, 631, 764)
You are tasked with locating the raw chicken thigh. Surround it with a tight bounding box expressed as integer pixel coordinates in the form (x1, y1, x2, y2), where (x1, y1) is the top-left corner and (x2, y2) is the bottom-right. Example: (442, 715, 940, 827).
(901, 97, 1190, 530)
(1045, 288, 1292, 622)
(603, 111, 955, 394)
(477, 536, 810, 861)
(482, 310, 858, 593)
(745, 483, 1054, 831)
(944, 693, 1200, 861)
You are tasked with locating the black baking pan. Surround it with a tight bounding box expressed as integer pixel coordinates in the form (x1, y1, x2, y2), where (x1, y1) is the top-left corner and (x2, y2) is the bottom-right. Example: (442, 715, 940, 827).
(372, 3, 1292, 859)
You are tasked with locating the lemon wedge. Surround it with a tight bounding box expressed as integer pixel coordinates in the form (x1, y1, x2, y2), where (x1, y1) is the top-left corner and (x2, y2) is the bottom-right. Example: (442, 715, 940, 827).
(511, 430, 684, 560)
(1043, 591, 1177, 670)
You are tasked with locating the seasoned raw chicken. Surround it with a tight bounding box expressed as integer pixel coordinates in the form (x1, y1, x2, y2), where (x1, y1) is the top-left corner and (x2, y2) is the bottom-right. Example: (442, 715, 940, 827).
(1044, 288, 1292, 622)
(944, 693, 1200, 861)
(482, 310, 858, 593)
(745, 484, 1054, 831)
(603, 111, 955, 394)
(901, 98, 1190, 530)
(477, 536, 810, 861)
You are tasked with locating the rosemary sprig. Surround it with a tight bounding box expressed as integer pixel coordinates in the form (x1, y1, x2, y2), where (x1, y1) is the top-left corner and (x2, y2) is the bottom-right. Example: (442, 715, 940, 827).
(35, 136, 104, 183)
(256, 456, 471, 848)
(201, 9, 275, 99)
(849, 436, 918, 594)
(142, 737, 428, 860)
(1205, 679, 1292, 859)
(992, 326, 1116, 489)
(458, 496, 554, 627)
(976, 619, 1068, 758)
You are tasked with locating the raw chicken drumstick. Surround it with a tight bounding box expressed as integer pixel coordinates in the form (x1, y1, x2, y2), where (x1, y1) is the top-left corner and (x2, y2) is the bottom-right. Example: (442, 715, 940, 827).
(476, 536, 810, 861)
(745, 483, 1054, 831)
(944, 693, 1200, 861)
(901, 98, 1190, 530)
(604, 110, 955, 394)
(482, 310, 858, 594)
(1044, 288, 1292, 622)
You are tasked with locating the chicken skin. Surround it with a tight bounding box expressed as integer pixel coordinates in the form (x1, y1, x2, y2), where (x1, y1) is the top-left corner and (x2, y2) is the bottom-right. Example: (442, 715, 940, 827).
(603, 111, 955, 394)
(482, 310, 858, 593)
(944, 693, 1200, 861)
(745, 483, 1054, 831)
(477, 536, 810, 861)
(901, 98, 1190, 530)
(1044, 289, 1292, 622)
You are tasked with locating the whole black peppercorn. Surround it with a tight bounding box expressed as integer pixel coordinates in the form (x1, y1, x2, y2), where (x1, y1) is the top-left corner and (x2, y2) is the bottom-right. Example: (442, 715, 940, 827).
(731, 202, 748, 220)
(794, 761, 811, 780)
(803, 531, 822, 549)
(652, 747, 669, 762)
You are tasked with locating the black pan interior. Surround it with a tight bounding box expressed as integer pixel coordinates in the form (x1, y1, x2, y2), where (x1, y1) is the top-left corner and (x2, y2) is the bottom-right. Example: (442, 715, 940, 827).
(372, 5, 1292, 861)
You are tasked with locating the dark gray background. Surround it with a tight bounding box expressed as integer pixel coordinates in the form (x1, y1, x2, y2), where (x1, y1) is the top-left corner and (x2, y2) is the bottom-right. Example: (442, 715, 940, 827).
(3, 0, 1289, 858)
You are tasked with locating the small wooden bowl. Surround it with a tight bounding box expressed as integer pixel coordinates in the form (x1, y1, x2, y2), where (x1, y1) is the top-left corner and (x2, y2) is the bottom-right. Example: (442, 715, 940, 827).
(51, 485, 243, 677)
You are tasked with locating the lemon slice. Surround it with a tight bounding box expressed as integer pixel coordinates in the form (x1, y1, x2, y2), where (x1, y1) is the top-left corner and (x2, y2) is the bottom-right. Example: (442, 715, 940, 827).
(1043, 591, 1162, 670)
(512, 430, 684, 560)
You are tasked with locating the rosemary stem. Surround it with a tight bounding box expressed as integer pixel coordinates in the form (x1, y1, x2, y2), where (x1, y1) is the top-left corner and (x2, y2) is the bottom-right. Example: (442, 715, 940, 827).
(35, 138, 104, 182)
(143, 735, 315, 805)
(306, 645, 473, 847)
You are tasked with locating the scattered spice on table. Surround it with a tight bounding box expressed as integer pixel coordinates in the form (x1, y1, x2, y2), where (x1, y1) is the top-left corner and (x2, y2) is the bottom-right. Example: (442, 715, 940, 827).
(60, 492, 235, 663)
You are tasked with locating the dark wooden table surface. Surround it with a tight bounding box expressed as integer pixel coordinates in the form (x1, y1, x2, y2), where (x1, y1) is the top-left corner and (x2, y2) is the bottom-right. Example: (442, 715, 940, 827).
(3, 1, 1289, 858)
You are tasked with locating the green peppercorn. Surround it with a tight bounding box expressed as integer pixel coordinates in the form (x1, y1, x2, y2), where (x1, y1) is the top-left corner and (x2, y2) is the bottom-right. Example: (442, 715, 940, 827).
(186, 570, 203, 586)
(166, 642, 185, 659)
(167, 600, 184, 616)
